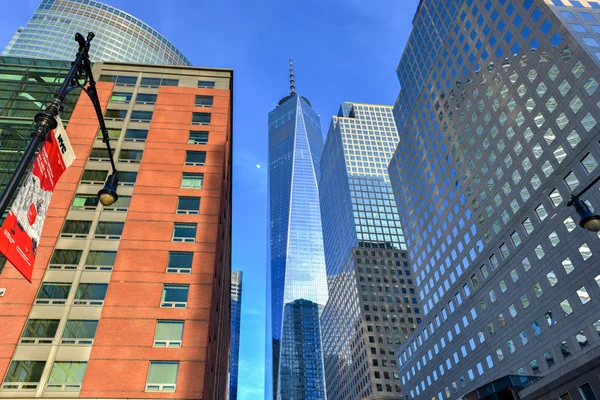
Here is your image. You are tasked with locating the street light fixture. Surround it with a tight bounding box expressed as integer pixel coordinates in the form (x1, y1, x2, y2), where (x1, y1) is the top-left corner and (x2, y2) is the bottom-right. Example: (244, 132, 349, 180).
(0, 32, 118, 216)
(567, 174, 600, 232)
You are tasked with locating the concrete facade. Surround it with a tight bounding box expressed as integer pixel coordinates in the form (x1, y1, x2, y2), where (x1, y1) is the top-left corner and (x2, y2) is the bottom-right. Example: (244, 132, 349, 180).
(0, 62, 232, 400)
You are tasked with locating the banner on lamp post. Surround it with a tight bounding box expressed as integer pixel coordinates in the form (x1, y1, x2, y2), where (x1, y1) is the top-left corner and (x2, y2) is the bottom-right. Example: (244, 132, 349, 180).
(0, 117, 76, 282)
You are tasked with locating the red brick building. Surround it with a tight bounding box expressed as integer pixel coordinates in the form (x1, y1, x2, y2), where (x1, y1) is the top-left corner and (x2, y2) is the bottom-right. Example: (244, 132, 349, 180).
(0, 62, 233, 400)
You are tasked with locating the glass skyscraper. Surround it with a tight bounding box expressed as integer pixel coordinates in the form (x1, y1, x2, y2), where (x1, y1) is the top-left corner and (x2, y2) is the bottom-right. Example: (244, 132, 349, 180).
(2, 0, 190, 65)
(266, 63, 328, 400)
(230, 271, 243, 400)
(319, 102, 419, 399)
(389, 0, 600, 399)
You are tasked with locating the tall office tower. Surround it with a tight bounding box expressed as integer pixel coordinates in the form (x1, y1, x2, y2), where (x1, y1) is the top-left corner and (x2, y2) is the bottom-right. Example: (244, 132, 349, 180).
(2, 0, 190, 65)
(0, 56, 83, 272)
(229, 270, 243, 400)
(319, 102, 420, 400)
(0, 62, 232, 400)
(389, 0, 600, 399)
(266, 60, 328, 400)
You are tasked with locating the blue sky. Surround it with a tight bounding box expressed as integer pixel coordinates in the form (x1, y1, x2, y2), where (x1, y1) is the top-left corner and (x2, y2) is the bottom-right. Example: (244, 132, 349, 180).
(0, 1, 419, 398)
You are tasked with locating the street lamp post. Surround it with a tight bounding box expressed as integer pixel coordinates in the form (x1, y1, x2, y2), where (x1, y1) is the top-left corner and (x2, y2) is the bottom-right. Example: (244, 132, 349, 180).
(567, 174, 600, 232)
(0, 32, 118, 218)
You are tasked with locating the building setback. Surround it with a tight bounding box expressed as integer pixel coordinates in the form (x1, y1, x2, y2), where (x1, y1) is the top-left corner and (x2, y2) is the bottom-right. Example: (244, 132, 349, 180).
(2, 0, 191, 65)
(319, 103, 419, 400)
(389, 0, 600, 399)
(266, 62, 328, 400)
(230, 270, 243, 400)
(0, 61, 232, 400)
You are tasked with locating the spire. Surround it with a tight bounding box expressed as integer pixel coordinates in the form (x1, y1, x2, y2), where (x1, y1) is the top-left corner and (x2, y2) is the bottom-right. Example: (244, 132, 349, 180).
(289, 57, 296, 96)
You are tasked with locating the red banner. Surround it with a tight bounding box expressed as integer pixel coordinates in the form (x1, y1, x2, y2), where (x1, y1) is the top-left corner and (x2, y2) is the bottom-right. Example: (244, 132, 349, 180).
(0, 117, 76, 282)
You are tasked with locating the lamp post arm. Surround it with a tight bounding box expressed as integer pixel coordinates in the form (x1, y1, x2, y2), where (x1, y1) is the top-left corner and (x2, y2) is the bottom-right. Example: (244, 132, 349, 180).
(567, 173, 600, 206)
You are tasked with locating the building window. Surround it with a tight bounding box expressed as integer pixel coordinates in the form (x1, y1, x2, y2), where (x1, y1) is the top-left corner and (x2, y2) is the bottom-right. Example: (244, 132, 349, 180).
(177, 197, 200, 214)
(102, 195, 131, 212)
(184, 151, 206, 166)
(80, 169, 107, 184)
(579, 383, 597, 400)
(47, 361, 87, 390)
(140, 77, 178, 87)
(189, 131, 209, 145)
(161, 285, 189, 308)
(109, 92, 132, 103)
(36, 283, 71, 305)
(118, 149, 143, 163)
(71, 194, 99, 210)
(84, 251, 117, 271)
(181, 173, 203, 189)
(172, 223, 197, 242)
(89, 148, 111, 161)
(146, 361, 179, 391)
(20, 319, 59, 344)
(104, 109, 127, 121)
(135, 93, 157, 105)
(74, 283, 108, 306)
(154, 321, 184, 347)
(99, 75, 137, 86)
(49, 249, 82, 270)
(559, 393, 572, 400)
(130, 110, 153, 123)
(167, 252, 193, 274)
(117, 171, 138, 186)
(96, 128, 121, 140)
(124, 129, 148, 142)
(60, 220, 92, 238)
(94, 221, 124, 240)
(198, 80, 215, 88)
(61, 320, 98, 345)
(195, 95, 213, 107)
(192, 112, 211, 125)
(2, 360, 46, 389)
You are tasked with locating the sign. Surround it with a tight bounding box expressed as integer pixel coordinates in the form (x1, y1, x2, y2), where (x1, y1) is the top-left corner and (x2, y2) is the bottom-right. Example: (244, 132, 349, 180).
(0, 117, 75, 282)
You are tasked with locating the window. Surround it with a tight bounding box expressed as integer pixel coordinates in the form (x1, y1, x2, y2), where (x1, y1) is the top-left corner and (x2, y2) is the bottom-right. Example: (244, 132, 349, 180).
(130, 110, 153, 123)
(118, 171, 138, 186)
(546, 311, 556, 326)
(47, 361, 87, 390)
(184, 151, 206, 166)
(81, 169, 107, 184)
(560, 299, 573, 316)
(89, 148, 110, 161)
(545, 351, 555, 368)
(181, 173, 203, 189)
(94, 221, 124, 239)
(198, 80, 215, 88)
(161, 285, 189, 308)
(71, 194, 99, 210)
(20, 319, 59, 344)
(135, 93, 157, 105)
(167, 252, 193, 273)
(172, 223, 197, 242)
(189, 131, 209, 145)
(560, 341, 572, 357)
(61, 320, 98, 345)
(195, 95, 213, 107)
(36, 283, 71, 304)
(96, 128, 121, 140)
(140, 77, 178, 87)
(124, 129, 148, 142)
(99, 75, 136, 86)
(578, 286, 591, 304)
(579, 383, 597, 400)
(559, 393, 572, 400)
(109, 92, 132, 103)
(192, 112, 211, 125)
(85, 251, 117, 271)
(74, 283, 108, 306)
(104, 109, 127, 121)
(102, 195, 131, 212)
(58, 223, 99, 248)
(177, 197, 200, 214)
(49, 249, 82, 269)
(2, 361, 45, 389)
(154, 321, 184, 347)
(118, 149, 143, 163)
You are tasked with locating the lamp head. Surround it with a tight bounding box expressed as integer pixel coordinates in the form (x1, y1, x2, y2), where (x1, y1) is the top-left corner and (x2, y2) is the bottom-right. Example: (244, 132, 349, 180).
(572, 197, 600, 232)
(98, 172, 119, 207)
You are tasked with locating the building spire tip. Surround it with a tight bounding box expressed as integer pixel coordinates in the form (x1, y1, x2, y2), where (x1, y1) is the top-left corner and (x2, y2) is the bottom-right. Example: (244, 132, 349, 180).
(289, 57, 296, 96)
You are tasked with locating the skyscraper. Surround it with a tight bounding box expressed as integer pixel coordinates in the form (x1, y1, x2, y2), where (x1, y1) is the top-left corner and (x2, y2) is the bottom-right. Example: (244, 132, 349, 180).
(230, 270, 243, 400)
(266, 60, 328, 400)
(389, 0, 600, 399)
(319, 102, 420, 400)
(2, 0, 190, 65)
(0, 61, 233, 400)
